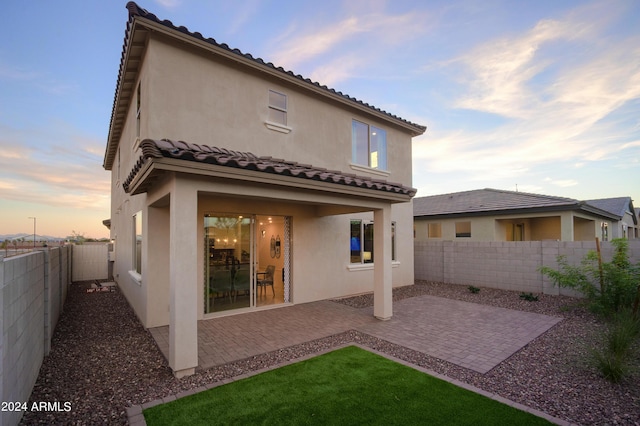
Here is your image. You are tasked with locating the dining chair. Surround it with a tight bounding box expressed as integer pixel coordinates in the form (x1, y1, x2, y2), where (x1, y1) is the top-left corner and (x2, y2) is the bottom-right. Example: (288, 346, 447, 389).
(256, 265, 276, 296)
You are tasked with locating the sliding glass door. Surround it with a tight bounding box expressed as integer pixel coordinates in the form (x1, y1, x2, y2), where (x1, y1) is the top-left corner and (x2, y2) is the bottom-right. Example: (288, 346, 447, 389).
(204, 213, 290, 315)
(204, 214, 252, 314)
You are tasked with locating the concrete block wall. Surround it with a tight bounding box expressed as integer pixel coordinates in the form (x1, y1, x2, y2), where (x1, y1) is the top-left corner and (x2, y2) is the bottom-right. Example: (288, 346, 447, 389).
(1, 252, 45, 426)
(44, 248, 70, 355)
(0, 260, 3, 425)
(71, 244, 108, 282)
(415, 240, 640, 296)
(1, 247, 71, 426)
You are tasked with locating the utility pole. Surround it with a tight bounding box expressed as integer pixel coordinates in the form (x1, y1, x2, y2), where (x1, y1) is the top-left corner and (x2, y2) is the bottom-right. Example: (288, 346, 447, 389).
(28, 217, 36, 248)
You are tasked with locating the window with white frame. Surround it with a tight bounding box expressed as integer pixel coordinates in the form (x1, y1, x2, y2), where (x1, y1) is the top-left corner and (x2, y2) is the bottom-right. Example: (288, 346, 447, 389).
(136, 82, 141, 139)
(349, 220, 396, 264)
(133, 211, 142, 275)
(352, 120, 387, 170)
(268, 90, 287, 125)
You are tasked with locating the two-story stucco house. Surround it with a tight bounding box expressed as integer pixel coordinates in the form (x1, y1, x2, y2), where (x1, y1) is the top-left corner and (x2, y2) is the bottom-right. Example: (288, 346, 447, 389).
(103, 2, 425, 377)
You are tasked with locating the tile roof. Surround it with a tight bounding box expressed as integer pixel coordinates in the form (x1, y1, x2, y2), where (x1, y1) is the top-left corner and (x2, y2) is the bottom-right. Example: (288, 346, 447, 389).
(583, 197, 634, 220)
(413, 188, 622, 221)
(105, 2, 426, 169)
(123, 139, 417, 198)
(413, 189, 580, 217)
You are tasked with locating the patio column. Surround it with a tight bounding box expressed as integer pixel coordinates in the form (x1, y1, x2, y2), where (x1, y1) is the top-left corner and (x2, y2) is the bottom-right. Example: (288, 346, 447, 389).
(169, 180, 198, 377)
(373, 205, 392, 320)
(560, 212, 574, 241)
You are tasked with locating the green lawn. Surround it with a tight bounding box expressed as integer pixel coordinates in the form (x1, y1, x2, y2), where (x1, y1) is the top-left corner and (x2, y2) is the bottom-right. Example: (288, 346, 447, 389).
(144, 346, 552, 425)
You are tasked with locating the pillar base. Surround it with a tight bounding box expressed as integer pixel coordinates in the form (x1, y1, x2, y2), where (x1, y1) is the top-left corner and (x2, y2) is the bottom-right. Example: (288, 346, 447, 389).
(374, 315, 391, 321)
(173, 367, 195, 379)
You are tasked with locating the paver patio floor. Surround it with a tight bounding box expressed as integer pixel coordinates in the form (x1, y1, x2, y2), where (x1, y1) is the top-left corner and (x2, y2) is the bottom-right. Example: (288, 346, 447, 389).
(149, 294, 562, 374)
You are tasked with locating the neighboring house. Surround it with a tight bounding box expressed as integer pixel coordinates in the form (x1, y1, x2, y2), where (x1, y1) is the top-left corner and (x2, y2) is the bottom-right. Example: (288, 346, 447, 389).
(103, 2, 425, 377)
(584, 197, 638, 240)
(413, 188, 622, 242)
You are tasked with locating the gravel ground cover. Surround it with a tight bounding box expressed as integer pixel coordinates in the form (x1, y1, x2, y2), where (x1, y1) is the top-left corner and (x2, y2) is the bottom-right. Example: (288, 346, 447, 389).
(21, 280, 639, 425)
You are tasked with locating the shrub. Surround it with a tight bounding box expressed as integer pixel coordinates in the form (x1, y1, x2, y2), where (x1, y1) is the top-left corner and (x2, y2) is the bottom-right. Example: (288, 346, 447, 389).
(606, 309, 640, 357)
(540, 239, 640, 383)
(519, 292, 539, 302)
(540, 239, 640, 317)
(468, 286, 480, 294)
(593, 350, 629, 383)
(593, 309, 639, 383)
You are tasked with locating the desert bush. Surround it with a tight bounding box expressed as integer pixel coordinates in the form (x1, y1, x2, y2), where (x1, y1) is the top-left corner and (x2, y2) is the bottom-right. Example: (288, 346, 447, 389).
(592, 309, 640, 382)
(540, 238, 640, 317)
(540, 239, 640, 382)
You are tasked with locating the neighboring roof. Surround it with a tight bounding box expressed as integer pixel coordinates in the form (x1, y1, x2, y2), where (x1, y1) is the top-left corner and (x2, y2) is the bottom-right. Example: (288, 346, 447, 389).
(413, 188, 619, 220)
(123, 139, 416, 200)
(584, 197, 637, 224)
(104, 2, 426, 170)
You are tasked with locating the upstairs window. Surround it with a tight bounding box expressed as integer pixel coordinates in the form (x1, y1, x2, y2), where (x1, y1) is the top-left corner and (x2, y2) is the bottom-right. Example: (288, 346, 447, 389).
(136, 82, 141, 139)
(268, 90, 287, 125)
(352, 120, 387, 170)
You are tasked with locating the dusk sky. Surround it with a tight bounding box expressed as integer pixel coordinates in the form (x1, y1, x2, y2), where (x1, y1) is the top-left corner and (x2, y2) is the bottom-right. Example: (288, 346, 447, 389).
(1, 0, 638, 239)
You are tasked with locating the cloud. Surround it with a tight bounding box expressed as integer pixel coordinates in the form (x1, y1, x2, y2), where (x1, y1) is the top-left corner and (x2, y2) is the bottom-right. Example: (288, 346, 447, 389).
(415, 1, 640, 184)
(0, 61, 76, 95)
(226, 0, 262, 35)
(0, 64, 41, 81)
(270, 16, 367, 70)
(154, 0, 181, 8)
(0, 129, 109, 211)
(269, 8, 428, 86)
(545, 178, 578, 188)
(308, 55, 365, 89)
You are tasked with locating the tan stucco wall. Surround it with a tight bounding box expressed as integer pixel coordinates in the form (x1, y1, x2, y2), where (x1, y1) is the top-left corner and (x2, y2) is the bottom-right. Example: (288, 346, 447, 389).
(414, 211, 610, 243)
(143, 35, 413, 185)
(108, 49, 149, 326)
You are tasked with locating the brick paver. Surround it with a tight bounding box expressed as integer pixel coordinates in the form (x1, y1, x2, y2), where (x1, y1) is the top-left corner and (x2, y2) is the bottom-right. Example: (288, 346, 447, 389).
(150, 301, 378, 370)
(149, 295, 561, 373)
(358, 295, 562, 373)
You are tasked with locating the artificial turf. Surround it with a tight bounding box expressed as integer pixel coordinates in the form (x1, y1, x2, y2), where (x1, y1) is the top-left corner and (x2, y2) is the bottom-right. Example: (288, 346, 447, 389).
(144, 345, 552, 425)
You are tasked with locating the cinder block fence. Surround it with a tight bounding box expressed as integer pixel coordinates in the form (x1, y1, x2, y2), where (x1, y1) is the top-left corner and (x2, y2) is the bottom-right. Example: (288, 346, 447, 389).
(0, 244, 107, 426)
(415, 240, 640, 295)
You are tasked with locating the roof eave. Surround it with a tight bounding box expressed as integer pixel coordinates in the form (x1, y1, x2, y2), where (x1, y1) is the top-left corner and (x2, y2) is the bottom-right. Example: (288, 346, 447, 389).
(578, 203, 622, 221)
(414, 204, 582, 219)
(104, 19, 150, 170)
(127, 158, 414, 203)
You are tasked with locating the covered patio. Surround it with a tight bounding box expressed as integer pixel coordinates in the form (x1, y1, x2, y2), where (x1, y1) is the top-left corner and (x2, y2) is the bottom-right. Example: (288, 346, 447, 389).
(126, 139, 414, 377)
(149, 293, 562, 374)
